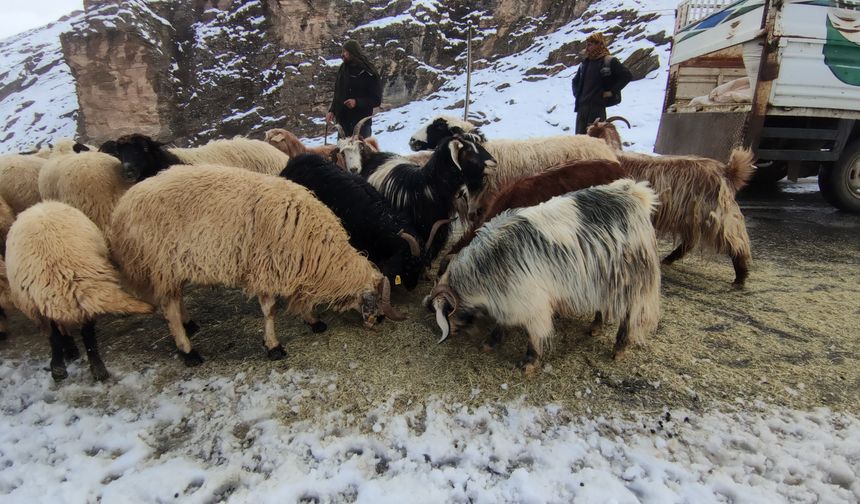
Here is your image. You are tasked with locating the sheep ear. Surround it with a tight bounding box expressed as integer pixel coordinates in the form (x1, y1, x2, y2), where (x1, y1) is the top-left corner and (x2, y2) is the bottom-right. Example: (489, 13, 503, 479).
(448, 139, 464, 171)
(270, 133, 285, 142)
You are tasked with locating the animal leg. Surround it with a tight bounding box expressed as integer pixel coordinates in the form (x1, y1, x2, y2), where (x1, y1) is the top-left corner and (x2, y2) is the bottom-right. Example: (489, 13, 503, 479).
(0, 306, 6, 340)
(731, 252, 750, 289)
(179, 299, 200, 337)
(81, 320, 109, 382)
(481, 326, 504, 353)
(162, 297, 202, 366)
(302, 310, 327, 334)
(662, 242, 691, 265)
(589, 311, 604, 336)
(259, 295, 287, 360)
(612, 310, 633, 360)
(520, 318, 552, 376)
(48, 321, 68, 381)
(62, 331, 81, 362)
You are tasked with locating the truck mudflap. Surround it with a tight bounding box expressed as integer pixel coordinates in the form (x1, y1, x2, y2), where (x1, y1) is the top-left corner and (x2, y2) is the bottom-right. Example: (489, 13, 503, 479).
(654, 111, 747, 162)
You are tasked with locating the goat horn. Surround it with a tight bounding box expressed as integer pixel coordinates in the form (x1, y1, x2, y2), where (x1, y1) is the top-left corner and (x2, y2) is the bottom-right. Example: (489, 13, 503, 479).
(425, 217, 455, 252)
(429, 284, 458, 343)
(398, 231, 421, 257)
(335, 124, 347, 139)
(353, 116, 372, 138)
(606, 116, 631, 128)
(380, 277, 406, 321)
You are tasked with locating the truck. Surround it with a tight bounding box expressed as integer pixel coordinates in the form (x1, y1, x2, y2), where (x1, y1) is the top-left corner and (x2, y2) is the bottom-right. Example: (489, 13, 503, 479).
(655, 0, 860, 213)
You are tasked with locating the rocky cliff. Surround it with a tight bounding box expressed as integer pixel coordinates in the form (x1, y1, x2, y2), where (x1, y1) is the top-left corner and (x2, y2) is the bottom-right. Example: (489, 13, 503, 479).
(0, 0, 668, 150)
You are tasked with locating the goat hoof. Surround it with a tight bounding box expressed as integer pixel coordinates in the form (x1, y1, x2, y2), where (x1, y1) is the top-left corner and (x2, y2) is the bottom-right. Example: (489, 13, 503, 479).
(180, 349, 204, 367)
(51, 365, 69, 382)
(612, 348, 628, 361)
(267, 345, 287, 361)
(184, 320, 201, 337)
(588, 325, 604, 337)
(731, 280, 746, 290)
(90, 362, 110, 382)
(308, 321, 327, 334)
(521, 362, 541, 377)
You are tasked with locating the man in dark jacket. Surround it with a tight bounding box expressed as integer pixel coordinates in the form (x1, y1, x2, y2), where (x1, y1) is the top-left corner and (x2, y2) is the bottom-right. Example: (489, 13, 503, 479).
(571, 32, 632, 134)
(326, 40, 383, 138)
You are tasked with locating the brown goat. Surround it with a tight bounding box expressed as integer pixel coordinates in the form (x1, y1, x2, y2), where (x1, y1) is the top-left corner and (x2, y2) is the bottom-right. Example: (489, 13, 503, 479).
(265, 128, 338, 160)
(438, 159, 626, 277)
(586, 116, 630, 151)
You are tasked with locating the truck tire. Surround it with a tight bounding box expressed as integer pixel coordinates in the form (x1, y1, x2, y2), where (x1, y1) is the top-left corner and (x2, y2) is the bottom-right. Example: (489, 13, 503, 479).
(750, 161, 787, 187)
(820, 140, 860, 213)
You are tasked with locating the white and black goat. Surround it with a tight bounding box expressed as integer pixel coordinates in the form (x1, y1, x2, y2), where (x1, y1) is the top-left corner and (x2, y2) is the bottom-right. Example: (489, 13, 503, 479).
(366, 135, 496, 261)
(424, 179, 662, 374)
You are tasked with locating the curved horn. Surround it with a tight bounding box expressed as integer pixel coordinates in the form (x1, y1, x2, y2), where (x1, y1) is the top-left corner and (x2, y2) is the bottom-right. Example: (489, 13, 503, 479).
(606, 116, 631, 128)
(353, 116, 372, 138)
(398, 231, 421, 257)
(425, 218, 455, 252)
(380, 277, 406, 321)
(429, 284, 458, 343)
(335, 124, 347, 139)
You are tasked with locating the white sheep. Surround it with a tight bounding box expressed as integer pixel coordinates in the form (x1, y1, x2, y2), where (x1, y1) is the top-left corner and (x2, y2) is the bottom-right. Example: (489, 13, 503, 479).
(38, 152, 131, 231)
(108, 164, 404, 366)
(0, 154, 45, 214)
(5, 201, 154, 381)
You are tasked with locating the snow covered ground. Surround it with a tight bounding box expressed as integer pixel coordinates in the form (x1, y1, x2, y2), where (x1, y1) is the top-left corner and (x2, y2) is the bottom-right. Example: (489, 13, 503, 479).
(1, 357, 858, 503)
(1, 1, 857, 502)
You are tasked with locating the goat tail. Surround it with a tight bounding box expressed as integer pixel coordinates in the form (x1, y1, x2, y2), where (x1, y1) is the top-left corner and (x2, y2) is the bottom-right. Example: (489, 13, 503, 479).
(725, 148, 756, 193)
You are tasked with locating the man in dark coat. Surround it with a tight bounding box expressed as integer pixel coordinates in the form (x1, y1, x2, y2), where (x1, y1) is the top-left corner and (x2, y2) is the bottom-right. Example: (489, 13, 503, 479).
(571, 32, 632, 134)
(326, 40, 383, 138)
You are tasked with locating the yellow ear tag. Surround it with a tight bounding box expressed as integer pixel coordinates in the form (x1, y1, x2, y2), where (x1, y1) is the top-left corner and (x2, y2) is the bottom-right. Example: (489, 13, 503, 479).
(395, 275, 402, 285)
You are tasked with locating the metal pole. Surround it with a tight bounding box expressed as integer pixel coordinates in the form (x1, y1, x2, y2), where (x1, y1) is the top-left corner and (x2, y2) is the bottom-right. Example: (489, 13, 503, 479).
(464, 25, 472, 121)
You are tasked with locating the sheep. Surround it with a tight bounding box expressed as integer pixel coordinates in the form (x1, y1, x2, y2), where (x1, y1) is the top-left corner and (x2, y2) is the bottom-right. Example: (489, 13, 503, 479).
(365, 135, 497, 261)
(437, 159, 627, 277)
(0, 154, 45, 214)
(38, 152, 130, 231)
(424, 179, 661, 374)
(5, 201, 154, 381)
(110, 134, 291, 181)
(280, 153, 425, 291)
(31, 138, 93, 159)
(0, 196, 13, 254)
(408, 115, 619, 224)
(0, 259, 10, 340)
(108, 164, 404, 366)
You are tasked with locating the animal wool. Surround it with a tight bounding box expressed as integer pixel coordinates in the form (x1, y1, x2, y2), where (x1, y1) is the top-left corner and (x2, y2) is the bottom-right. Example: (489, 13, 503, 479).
(0, 154, 44, 213)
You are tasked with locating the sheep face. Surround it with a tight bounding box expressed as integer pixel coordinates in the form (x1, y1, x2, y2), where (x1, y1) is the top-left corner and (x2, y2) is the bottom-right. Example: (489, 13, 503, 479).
(358, 290, 382, 328)
(410, 116, 486, 151)
(113, 134, 168, 182)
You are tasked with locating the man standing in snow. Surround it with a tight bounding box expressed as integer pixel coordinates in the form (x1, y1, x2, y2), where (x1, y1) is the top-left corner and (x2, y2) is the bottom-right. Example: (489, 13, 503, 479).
(571, 32, 632, 134)
(326, 40, 383, 139)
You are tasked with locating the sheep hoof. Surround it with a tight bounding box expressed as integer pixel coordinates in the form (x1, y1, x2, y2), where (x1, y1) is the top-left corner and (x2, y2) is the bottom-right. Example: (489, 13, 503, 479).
(183, 320, 201, 337)
(588, 325, 604, 337)
(90, 362, 110, 382)
(308, 321, 327, 333)
(51, 365, 69, 382)
(267, 345, 287, 361)
(180, 349, 204, 367)
(731, 280, 746, 290)
(612, 348, 627, 361)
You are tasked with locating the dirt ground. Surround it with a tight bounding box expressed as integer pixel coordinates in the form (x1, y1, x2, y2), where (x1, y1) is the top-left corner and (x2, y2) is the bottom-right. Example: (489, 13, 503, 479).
(2, 185, 858, 420)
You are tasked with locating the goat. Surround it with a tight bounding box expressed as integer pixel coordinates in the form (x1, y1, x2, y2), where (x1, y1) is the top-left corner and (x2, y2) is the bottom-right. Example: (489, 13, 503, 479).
(425, 179, 661, 374)
(280, 153, 425, 290)
(437, 159, 627, 277)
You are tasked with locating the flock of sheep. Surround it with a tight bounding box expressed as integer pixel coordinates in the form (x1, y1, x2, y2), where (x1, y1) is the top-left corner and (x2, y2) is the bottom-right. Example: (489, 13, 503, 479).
(0, 114, 755, 380)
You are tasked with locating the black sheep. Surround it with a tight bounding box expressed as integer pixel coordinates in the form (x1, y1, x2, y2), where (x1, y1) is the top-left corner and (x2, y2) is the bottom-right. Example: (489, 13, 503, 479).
(280, 154, 425, 290)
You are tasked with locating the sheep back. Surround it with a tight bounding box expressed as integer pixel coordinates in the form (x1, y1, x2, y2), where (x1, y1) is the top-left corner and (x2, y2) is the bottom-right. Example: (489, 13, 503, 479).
(6, 201, 152, 325)
(171, 138, 290, 176)
(38, 152, 131, 230)
(109, 165, 382, 314)
(0, 154, 45, 213)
